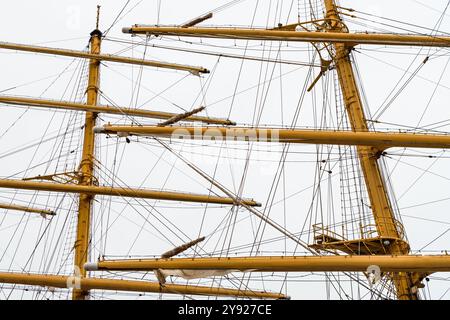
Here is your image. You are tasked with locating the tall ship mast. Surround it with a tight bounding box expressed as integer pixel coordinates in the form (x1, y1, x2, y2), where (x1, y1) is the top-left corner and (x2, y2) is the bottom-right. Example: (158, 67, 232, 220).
(0, 0, 449, 300)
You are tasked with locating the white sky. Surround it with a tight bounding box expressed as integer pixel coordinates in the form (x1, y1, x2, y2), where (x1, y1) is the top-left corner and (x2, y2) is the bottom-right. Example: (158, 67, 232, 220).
(0, 0, 449, 300)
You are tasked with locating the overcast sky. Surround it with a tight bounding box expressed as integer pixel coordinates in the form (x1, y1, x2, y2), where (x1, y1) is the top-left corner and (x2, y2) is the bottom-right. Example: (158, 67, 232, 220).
(0, 0, 449, 300)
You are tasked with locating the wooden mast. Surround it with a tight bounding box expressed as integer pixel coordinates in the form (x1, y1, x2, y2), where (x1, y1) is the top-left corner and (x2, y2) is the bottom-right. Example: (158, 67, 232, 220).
(117, 0, 450, 299)
(95, 124, 450, 150)
(0, 42, 209, 74)
(122, 28, 450, 47)
(323, 0, 417, 300)
(0, 2, 448, 300)
(85, 255, 450, 273)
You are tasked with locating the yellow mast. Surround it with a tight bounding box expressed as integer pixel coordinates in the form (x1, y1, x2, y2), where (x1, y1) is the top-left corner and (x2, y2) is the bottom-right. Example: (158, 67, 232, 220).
(0, 96, 235, 125)
(0, 272, 285, 299)
(0, 41, 209, 74)
(0, 2, 448, 300)
(96, 124, 450, 150)
(323, 0, 416, 300)
(0, 179, 260, 206)
(122, 27, 450, 47)
(72, 22, 102, 299)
